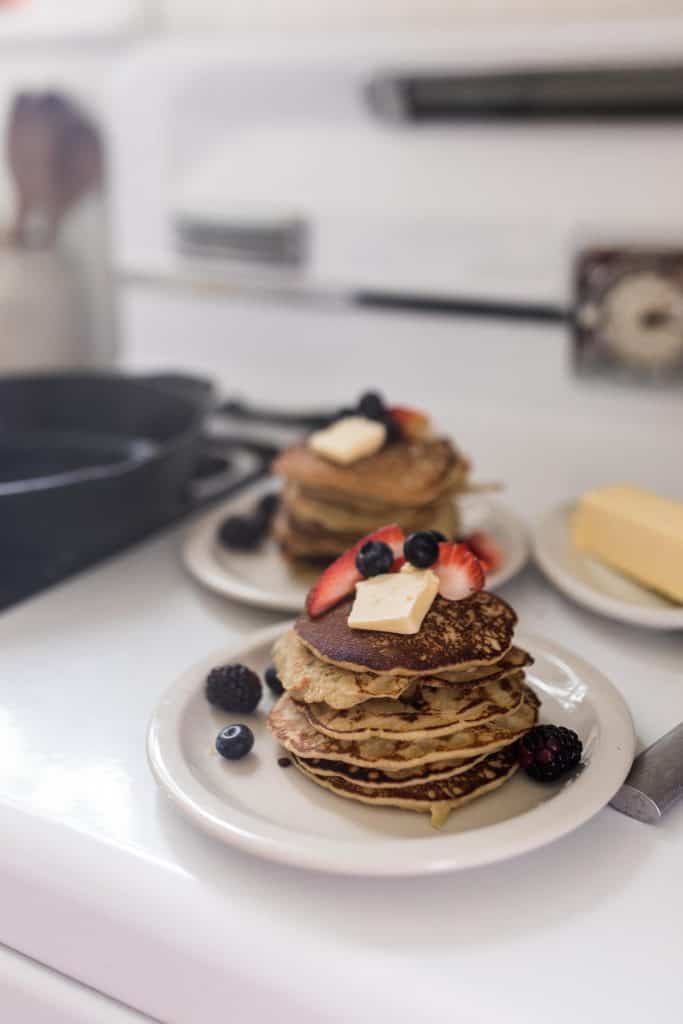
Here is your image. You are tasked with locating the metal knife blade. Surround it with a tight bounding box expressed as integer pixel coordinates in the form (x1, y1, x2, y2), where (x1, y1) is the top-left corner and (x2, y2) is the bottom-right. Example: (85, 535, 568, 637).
(610, 722, 683, 823)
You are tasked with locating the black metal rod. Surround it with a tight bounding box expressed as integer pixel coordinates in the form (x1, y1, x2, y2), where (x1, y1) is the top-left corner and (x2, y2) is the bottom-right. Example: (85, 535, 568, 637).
(354, 290, 569, 323)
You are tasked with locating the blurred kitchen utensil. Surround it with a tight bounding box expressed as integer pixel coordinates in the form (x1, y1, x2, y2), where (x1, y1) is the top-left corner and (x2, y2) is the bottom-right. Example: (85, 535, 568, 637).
(610, 722, 683, 823)
(6, 91, 102, 247)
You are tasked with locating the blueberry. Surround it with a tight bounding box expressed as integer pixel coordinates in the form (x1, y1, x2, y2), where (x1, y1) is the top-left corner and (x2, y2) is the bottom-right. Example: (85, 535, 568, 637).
(206, 664, 262, 713)
(429, 530, 447, 543)
(216, 724, 254, 760)
(264, 664, 284, 696)
(404, 531, 440, 569)
(357, 391, 386, 421)
(218, 514, 265, 551)
(355, 540, 394, 577)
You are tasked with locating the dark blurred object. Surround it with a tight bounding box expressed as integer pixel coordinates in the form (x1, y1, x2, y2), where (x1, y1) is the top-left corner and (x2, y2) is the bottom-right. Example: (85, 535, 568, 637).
(0, 373, 271, 611)
(6, 91, 102, 248)
(368, 65, 683, 122)
(175, 213, 308, 266)
(573, 249, 683, 380)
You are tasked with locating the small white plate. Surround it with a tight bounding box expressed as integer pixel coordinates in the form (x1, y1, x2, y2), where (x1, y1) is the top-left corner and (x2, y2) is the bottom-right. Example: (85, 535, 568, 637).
(182, 480, 530, 613)
(533, 501, 683, 630)
(147, 623, 634, 877)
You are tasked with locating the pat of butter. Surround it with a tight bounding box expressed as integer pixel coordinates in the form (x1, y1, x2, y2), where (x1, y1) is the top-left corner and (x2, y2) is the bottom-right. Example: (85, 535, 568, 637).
(308, 416, 386, 466)
(572, 484, 683, 603)
(348, 568, 439, 634)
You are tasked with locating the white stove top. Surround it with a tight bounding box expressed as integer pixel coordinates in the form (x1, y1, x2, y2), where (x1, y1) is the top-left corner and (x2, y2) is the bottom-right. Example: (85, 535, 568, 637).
(1, 314, 682, 1023)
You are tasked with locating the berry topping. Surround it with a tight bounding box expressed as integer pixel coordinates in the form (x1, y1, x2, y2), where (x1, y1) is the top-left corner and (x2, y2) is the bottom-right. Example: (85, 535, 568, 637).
(356, 540, 394, 577)
(357, 391, 386, 421)
(433, 542, 485, 601)
(217, 491, 279, 550)
(519, 725, 583, 782)
(205, 664, 262, 713)
(216, 724, 254, 760)
(258, 492, 280, 523)
(388, 405, 431, 439)
(404, 531, 440, 569)
(264, 665, 284, 696)
(463, 531, 503, 574)
(218, 514, 264, 551)
(305, 523, 405, 617)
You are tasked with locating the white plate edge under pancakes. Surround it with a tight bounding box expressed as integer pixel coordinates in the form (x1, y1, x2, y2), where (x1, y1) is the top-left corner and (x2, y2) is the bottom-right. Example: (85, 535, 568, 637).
(182, 479, 530, 613)
(147, 621, 635, 877)
(533, 500, 683, 630)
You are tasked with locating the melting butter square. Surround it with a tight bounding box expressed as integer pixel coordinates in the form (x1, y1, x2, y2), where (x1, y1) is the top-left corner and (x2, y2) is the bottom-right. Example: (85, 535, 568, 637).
(308, 416, 386, 465)
(348, 569, 439, 634)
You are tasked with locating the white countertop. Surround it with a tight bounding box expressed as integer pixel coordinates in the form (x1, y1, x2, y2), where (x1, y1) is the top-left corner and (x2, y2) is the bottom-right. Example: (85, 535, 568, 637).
(1, 311, 683, 1023)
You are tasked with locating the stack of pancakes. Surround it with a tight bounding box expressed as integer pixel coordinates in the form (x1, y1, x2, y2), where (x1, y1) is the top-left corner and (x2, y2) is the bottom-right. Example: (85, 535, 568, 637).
(268, 590, 539, 827)
(272, 437, 469, 565)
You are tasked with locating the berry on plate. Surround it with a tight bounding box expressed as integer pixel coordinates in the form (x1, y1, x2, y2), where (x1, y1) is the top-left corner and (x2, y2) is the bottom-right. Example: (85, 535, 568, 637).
(519, 725, 583, 782)
(264, 665, 284, 696)
(205, 664, 262, 713)
(433, 542, 485, 601)
(305, 523, 405, 617)
(216, 724, 254, 760)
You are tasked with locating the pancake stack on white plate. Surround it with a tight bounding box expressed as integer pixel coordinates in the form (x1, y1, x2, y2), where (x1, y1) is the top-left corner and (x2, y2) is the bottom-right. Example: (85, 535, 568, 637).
(269, 590, 539, 828)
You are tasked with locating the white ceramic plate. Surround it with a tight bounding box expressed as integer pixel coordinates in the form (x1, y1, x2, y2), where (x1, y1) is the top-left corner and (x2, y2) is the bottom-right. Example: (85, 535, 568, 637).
(147, 623, 634, 877)
(182, 480, 530, 613)
(534, 501, 683, 630)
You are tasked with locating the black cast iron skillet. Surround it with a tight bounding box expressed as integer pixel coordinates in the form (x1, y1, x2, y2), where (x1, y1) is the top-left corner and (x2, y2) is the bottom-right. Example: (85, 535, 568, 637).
(0, 372, 275, 609)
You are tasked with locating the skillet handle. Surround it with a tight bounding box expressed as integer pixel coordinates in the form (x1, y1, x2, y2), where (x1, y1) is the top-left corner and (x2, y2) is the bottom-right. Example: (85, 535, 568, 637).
(186, 437, 278, 507)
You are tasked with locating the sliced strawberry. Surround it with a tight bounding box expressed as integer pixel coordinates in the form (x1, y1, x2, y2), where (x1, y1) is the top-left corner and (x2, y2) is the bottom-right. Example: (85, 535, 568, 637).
(388, 405, 431, 439)
(463, 531, 503, 574)
(305, 523, 405, 617)
(433, 542, 485, 601)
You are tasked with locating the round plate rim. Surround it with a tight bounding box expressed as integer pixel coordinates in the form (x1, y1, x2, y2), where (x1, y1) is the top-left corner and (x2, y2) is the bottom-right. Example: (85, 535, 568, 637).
(533, 500, 683, 630)
(181, 482, 530, 613)
(147, 622, 635, 877)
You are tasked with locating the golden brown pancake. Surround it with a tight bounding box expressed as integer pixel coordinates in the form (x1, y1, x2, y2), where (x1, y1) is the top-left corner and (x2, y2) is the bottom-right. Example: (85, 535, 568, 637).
(298, 751, 490, 788)
(303, 670, 527, 742)
(273, 628, 532, 709)
(268, 689, 539, 770)
(295, 591, 517, 676)
(291, 747, 520, 828)
(283, 482, 459, 537)
(272, 437, 464, 508)
(273, 500, 457, 560)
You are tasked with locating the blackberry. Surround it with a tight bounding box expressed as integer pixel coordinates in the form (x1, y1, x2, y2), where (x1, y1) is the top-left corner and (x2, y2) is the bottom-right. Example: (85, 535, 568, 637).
(206, 664, 262, 713)
(218, 514, 264, 551)
(404, 531, 439, 569)
(519, 725, 582, 782)
(357, 391, 386, 421)
(257, 492, 279, 524)
(264, 665, 284, 696)
(356, 539, 394, 577)
(216, 724, 254, 760)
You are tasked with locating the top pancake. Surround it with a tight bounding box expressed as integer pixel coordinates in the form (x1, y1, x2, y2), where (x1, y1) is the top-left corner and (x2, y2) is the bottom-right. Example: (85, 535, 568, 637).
(273, 437, 464, 508)
(295, 590, 517, 676)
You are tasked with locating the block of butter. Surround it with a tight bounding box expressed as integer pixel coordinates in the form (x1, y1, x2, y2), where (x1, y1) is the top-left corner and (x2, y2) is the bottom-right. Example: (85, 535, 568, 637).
(572, 484, 683, 603)
(348, 564, 439, 634)
(308, 416, 386, 465)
